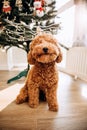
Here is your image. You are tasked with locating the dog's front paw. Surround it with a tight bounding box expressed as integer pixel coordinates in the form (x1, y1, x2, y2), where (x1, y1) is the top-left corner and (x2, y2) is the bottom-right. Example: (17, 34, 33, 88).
(49, 104, 58, 112)
(16, 95, 25, 104)
(29, 102, 39, 108)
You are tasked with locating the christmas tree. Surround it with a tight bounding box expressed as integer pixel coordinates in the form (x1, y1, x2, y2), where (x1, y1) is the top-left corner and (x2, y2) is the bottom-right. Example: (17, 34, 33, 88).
(0, 0, 60, 83)
(0, 0, 60, 52)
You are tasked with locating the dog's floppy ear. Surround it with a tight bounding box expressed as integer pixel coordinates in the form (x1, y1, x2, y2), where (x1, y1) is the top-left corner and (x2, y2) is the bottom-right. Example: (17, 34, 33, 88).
(27, 44, 35, 65)
(56, 47, 63, 63)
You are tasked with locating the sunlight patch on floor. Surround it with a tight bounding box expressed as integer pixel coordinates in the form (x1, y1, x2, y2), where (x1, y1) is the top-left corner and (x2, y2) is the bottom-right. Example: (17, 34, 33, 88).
(0, 83, 24, 111)
(81, 84, 87, 99)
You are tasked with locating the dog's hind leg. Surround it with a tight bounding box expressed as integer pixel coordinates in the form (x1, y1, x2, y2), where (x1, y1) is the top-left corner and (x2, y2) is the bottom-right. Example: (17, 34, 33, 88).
(16, 83, 28, 104)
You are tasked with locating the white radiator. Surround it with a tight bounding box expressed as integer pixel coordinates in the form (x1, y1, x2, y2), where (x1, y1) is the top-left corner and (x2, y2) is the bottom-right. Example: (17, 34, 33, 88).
(66, 47, 87, 81)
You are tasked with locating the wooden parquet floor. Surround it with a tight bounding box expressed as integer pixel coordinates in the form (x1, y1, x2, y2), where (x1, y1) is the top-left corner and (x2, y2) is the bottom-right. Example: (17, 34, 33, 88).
(0, 70, 87, 130)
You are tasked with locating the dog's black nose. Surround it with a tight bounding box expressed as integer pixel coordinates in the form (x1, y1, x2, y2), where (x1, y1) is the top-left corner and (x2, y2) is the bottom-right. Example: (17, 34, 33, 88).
(43, 47, 48, 53)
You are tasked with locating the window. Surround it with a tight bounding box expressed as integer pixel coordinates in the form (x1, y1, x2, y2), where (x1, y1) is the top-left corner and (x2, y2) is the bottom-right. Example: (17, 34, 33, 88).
(57, 6, 75, 48)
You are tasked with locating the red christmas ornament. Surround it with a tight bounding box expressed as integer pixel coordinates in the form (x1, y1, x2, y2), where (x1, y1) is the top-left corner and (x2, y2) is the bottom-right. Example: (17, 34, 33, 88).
(36, 7, 43, 11)
(2, 0, 12, 14)
(34, 0, 44, 17)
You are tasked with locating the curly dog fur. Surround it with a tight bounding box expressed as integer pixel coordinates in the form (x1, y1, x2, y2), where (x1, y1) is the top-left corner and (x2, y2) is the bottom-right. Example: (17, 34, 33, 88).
(16, 33, 62, 111)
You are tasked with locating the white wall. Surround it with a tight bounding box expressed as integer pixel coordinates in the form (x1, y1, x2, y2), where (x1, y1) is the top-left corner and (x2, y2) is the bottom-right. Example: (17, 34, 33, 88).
(0, 50, 9, 70)
(0, 47, 27, 70)
(12, 47, 27, 68)
(55, 5, 75, 69)
(0, 48, 14, 70)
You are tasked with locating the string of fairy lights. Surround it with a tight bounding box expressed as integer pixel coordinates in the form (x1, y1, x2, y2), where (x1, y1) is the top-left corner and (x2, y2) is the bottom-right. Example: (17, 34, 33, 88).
(0, 0, 60, 52)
